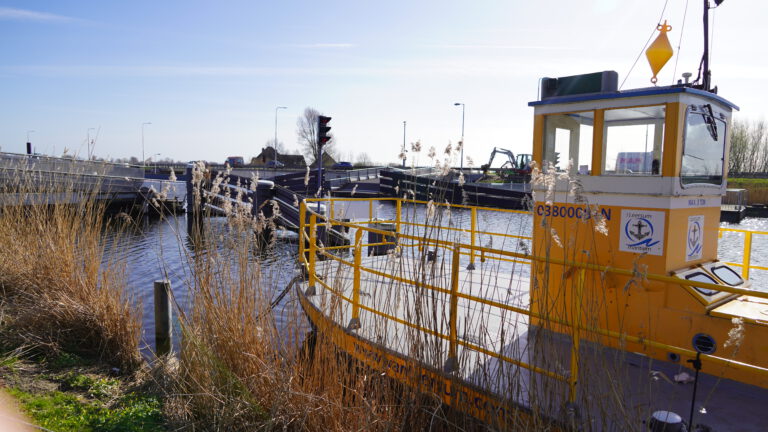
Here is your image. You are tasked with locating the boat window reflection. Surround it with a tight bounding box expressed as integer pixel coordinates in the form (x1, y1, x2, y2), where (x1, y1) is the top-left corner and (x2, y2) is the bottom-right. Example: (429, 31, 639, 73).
(682, 105, 726, 186)
(603, 105, 666, 176)
(543, 111, 594, 175)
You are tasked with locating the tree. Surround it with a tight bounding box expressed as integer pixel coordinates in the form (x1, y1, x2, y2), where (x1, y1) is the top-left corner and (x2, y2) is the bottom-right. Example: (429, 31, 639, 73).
(297, 107, 335, 165)
(729, 120, 749, 174)
(265, 137, 286, 155)
(355, 152, 372, 167)
(729, 118, 768, 174)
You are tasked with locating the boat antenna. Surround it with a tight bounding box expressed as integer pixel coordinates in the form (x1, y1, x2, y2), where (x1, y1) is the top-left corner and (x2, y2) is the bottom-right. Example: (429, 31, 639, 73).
(694, 0, 725, 92)
(671, 0, 690, 84)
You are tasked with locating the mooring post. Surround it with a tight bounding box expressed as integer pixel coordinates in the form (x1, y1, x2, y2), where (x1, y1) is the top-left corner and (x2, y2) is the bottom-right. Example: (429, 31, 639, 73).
(154, 280, 172, 356)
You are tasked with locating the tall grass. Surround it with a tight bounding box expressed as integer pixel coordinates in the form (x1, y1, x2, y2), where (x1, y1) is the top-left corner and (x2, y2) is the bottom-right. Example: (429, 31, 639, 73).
(163, 157, 596, 430)
(162, 164, 445, 430)
(0, 167, 141, 372)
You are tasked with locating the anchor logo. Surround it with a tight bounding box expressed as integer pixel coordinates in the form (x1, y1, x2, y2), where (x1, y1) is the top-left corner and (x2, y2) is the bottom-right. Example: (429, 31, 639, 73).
(624, 216, 659, 248)
(688, 222, 700, 248)
(632, 219, 650, 240)
(687, 220, 703, 258)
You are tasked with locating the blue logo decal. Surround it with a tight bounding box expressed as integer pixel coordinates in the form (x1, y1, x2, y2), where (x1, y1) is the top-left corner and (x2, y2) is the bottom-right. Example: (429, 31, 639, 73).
(624, 217, 659, 248)
(687, 220, 702, 258)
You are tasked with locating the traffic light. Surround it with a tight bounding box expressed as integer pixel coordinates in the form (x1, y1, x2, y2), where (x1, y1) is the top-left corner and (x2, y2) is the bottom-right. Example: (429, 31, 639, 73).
(553, 151, 560, 168)
(317, 115, 332, 149)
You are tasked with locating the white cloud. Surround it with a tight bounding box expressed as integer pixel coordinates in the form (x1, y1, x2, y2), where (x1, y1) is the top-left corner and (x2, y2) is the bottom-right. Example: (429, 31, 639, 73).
(0, 7, 75, 22)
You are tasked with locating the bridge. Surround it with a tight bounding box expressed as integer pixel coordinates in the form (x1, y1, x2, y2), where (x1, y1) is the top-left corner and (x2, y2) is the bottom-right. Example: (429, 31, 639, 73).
(191, 166, 384, 246)
(0, 152, 182, 211)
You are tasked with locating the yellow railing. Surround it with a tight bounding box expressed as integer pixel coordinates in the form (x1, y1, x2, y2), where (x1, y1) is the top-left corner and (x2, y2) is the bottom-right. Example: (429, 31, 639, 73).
(298, 198, 768, 404)
(719, 227, 768, 279)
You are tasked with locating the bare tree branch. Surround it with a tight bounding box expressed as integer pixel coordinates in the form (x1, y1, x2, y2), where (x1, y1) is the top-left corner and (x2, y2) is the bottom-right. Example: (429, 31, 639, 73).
(297, 107, 335, 165)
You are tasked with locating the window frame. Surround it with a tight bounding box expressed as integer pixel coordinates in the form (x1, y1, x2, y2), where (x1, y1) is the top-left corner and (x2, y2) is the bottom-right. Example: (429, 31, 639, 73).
(680, 104, 727, 188)
(601, 104, 666, 177)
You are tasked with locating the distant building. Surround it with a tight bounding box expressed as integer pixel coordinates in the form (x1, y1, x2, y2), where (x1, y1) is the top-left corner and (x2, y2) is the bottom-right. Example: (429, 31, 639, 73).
(318, 153, 337, 168)
(251, 146, 306, 167)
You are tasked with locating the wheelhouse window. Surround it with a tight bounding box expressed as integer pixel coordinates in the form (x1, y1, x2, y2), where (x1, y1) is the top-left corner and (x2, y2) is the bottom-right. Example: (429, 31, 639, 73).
(603, 105, 665, 176)
(543, 111, 594, 174)
(681, 104, 726, 186)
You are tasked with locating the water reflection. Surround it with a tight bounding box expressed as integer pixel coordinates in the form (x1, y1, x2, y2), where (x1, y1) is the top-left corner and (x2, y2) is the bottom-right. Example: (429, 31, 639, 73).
(106, 214, 300, 356)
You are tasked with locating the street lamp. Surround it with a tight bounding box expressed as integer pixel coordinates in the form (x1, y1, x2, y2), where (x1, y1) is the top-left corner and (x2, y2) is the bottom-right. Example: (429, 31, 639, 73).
(453, 102, 465, 171)
(146, 153, 161, 173)
(87, 128, 96, 159)
(274, 106, 287, 165)
(141, 122, 152, 167)
(402, 121, 407, 168)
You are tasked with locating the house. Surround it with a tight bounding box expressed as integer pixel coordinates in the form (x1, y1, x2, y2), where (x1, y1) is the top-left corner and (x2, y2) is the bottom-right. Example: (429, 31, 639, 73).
(317, 153, 337, 168)
(251, 146, 306, 168)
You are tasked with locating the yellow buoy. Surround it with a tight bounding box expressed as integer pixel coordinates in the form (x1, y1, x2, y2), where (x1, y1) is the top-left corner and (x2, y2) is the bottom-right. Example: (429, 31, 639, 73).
(645, 21, 673, 84)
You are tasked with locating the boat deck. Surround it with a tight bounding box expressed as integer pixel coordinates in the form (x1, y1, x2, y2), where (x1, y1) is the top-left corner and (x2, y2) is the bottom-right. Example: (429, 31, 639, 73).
(300, 254, 768, 431)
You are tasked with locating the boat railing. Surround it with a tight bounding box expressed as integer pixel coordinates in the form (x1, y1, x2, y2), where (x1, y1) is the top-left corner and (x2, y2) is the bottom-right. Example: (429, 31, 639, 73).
(298, 197, 768, 404)
(719, 227, 768, 279)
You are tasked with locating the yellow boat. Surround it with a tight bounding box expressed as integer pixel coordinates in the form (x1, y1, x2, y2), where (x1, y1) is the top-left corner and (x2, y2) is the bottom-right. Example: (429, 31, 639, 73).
(295, 21, 768, 432)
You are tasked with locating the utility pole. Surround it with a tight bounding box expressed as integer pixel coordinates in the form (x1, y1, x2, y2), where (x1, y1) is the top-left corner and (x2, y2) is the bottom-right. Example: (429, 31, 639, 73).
(402, 121, 407, 168)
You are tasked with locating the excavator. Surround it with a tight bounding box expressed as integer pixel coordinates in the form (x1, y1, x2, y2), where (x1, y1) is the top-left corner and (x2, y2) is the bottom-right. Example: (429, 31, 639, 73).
(480, 147, 532, 181)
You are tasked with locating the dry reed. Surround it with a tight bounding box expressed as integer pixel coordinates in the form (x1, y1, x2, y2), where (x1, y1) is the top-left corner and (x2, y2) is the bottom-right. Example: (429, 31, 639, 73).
(0, 166, 142, 373)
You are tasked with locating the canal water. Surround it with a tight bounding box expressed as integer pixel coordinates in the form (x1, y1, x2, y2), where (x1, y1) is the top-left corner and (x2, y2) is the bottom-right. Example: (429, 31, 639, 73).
(113, 214, 300, 355)
(119, 209, 767, 356)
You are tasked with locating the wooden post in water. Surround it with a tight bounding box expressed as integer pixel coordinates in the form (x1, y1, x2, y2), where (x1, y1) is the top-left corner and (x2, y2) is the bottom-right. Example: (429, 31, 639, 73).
(154, 280, 172, 356)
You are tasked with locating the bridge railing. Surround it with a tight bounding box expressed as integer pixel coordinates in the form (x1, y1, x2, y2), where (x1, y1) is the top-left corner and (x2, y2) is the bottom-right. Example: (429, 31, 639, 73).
(298, 197, 768, 405)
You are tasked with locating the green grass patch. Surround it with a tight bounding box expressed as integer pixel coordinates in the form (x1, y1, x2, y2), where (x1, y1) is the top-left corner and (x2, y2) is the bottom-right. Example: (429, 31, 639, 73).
(47, 351, 86, 369)
(59, 372, 120, 400)
(9, 388, 164, 432)
(728, 178, 768, 187)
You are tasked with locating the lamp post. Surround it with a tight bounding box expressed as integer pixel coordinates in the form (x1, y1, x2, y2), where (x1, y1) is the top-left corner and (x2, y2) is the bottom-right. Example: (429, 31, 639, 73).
(141, 122, 152, 167)
(146, 153, 161, 173)
(274, 106, 287, 165)
(453, 102, 465, 171)
(87, 128, 96, 159)
(402, 121, 407, 168)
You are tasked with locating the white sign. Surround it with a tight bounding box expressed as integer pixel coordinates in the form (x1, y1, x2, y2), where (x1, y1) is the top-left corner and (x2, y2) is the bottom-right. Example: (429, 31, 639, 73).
(619, 209, 666, 256)
(686, 215, 704, 261)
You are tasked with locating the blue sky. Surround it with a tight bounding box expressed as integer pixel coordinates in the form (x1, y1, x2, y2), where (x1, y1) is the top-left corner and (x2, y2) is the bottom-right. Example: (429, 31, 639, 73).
(1, 1, 766, 165)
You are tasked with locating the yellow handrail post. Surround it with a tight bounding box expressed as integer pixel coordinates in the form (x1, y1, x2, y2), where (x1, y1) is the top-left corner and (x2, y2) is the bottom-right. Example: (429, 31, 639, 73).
(348, 229, 363, 330)
(743, 232, 753, 279)
(445, 244, 460, 373)
(467, 207, 477, 270)
(369, 200, 374, 223)
(395, 199, 402, 236)
(306, 214, 318, 296)
(299, 200, 306, 265)
(568, 267, 586, 405)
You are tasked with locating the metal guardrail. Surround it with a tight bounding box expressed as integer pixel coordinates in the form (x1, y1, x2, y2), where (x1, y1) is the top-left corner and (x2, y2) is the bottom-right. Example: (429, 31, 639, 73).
(298, 197, 768, 405)
(719, 227, 768, 279)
